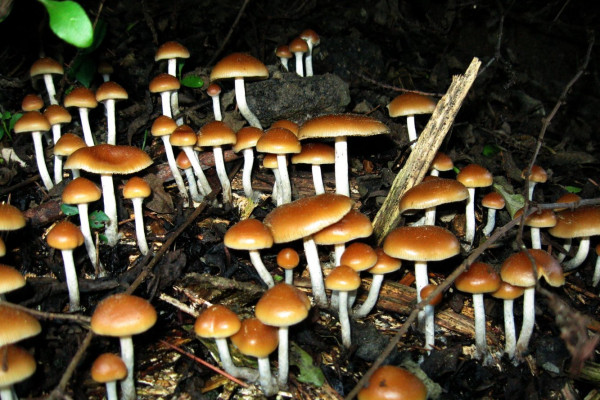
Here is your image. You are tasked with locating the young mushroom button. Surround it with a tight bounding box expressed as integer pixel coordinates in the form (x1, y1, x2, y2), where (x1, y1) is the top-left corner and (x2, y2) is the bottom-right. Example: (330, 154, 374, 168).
(91, 353, 128, 400)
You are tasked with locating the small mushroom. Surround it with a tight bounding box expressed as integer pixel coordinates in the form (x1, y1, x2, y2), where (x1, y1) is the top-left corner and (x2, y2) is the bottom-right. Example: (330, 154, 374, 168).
(91, 353, 128, 400)
(325, 265, 361, 348)
(13, 111, 54, 190)
(123, 177, 152, 255)
(64, 87, 98, 146)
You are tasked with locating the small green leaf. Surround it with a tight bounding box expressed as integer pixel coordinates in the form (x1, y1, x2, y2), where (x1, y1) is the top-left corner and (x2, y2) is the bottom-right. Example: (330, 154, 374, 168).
(9, 113, 22, 132)
(453, 166, 460, 174)
(38, 0, 94, 48)
(89, 210, 110, 229)
(60, 204, 80, 216)
(493, 182, 525, 218)
(290, 342, 325, 387)
(273, 275, 283, 282)
(98, 233, 108, 244)
(180, 75, 204, 88)
(126, 21, 138, 32)
(1, 111, 10, 120)
(565, 185, 582, 194)
(482, 144, 501, 157)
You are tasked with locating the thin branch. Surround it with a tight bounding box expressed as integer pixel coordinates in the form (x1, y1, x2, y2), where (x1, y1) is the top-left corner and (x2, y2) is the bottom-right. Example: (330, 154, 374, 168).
(0, 301, 91, 325)
(351, 71, 444, 97)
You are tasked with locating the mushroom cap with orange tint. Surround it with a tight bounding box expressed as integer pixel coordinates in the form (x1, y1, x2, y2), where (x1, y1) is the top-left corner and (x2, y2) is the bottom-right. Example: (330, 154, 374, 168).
(197, 121, 237, 147)
(0, 204, 26, 231)
(13, 111, 50, 133)
(368, 248, 402, 275)
(491, 281, 525, 300)
(500, 249, 563, 288)
(230, 318, 279, 358)
(155, 41, 190, 61)
(22, 94, 44, 111)
(383, 225, 460, 262)
(549, 206, 600, 239)
(312, 209, 372, 245)
(43, 105, 72, 125)
(277, 248, 300, 270)
(224, 219, 274, 250)
(123, 177, 151, 199)
(0, 345, 36, 387)
(0, 305, 41, 346)
(387, 93, 436, 117)
(482, 192, 505, 210)
(64, 87, 98, 109)
(420, 284, 443, 306)
(149, 73, 180, 93)
(357, 365, 427, 400)
(298, 114, 389, 140)
(46, 221, 84, 250)
(194, 304, 241, 339)
(255, 283, 311, 327)
(399, 178, 468, 213)
(340, 242, 377, 272)
(91, 353, 128, 383)
(64, 144, 152, 175)
(288, 37, 309, 53)
(522, 165, 547, 183)
(62, 177, 102, 204)
(232, 127, 263, 152)
(271, 120, 299, 135)
(30, 57, 63, 77)
(455, 262, 501, 294)
(210, 53, 269, 81)
(91, 293, 157, 337)
(54, 133, 87, 157)
(292, 142, 335, 165)
(325, 265, 361, 291)
(96, 81, 128, 102)
(514, 208, 557, 228)
(0, 264, 26, 295)
(256, 127, 301, 155)
(456, 164, 493, 188)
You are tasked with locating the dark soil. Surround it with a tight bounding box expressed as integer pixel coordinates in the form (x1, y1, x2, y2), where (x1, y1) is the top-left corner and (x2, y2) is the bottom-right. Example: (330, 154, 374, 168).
(1, 0, 599, 399)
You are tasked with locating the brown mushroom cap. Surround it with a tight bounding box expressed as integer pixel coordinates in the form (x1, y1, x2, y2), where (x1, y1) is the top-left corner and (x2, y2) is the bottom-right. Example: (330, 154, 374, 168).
(151, 115, 177, 137)
(368, 248, 402, 275)
(46, 221, 84, 250)
(399, 178, 468, 213)
(91, 353, 128, 383)
(431, 152, 454, 172)
(522, 165, 547, 183)
(0, 305, 42, 346)
(456, 164, 493, 188)
(224, 219, 274, 250)
(169, 125, 198, 147)
(263, 193, 354, 243)
(262, 154, 282, 169)
(62, 177, 102, 204)
(300, 29, 320, 46)
(514, 208, 557, 228)
(491, 281, 525, 300)
(91, 293, 157, 337)
(255, 283, 311, 327)
(43, 105, 72, 126)
(64, 144, 153, 175)
(230, 318, 279, 358)
(22, 94, 44, 111)
(291, 142, 335, 165)
(387, 93, 436, 117)
(0, 204, 26, 231)
(0, 345, 37, 387)
(194, 304, 241, 339)
(277, 248, 300, 270)
(30, 57, 63, 77)
(13, 111, 50, 133)
(255, 127, 301, 155)
(54, 133, 87, 157)
(123, 177, 151, 199)
(455, 262, 501, 294)
(155, 41, 190, 61)
(500, 249, 563, 288)
(64, 87, 98, 109)
(298, 114, 389, 140)
(312, 209, 372, 245)
(96, 81, 129, 102)
(0, 264, 26, 295)
(210, 53, 269, 81)
(340, 242, 377, 272)
(274, 45, 292, 59)
(548, 206, 600, 239)
(149, 73, 180, 93)
(197, 121, 237, 147)
(289, 37, 309, 53)
(232, 127, 263, 152)
(421, 284, 443, 306)
(482, 192, 505, 209)
(271, 120, 299, 135)
(325, 265, 361, 291)
(206, 83, 222, 97)
(383, 225, 460, 261)
(357, 365, 427, 400)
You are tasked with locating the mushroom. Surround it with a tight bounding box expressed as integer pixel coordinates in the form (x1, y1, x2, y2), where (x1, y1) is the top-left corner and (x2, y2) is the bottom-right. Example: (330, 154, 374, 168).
(96, 82, 128, 145)
(263, 194, 354, 308)
(232, 126, 264, 200)
(13, 111, 54, 190)
(123, 177, 152, 255)
(224, 219, 274, 288)
(176, 151, 202, 203)
(91, 294, 157, 400)
(43, 105, 72, 183)
(64, 145, 153, 247)
(255, 283, 311, 387)
(274, 45, 292, 71)
(298, 114, 389, 197)
(150, 116, 190, 206)
(387, 93, 436, 148)
(481, 192, 505, 237)
(0, 345, 37, 400)
(339, 242, 377, 308)
(194, 305, 257, 381)
(429, 151, 453, 176)
(155, 41, 190, 125)
(256, 127, 301, 204)
(420, 284, 443, 351)
(291, 142, 335, 195)
(0, 265, 26, 300)
(522, 165, 547, 201)
(231, 318, 279, 396)
(357, 365, 427, 400)
(263, 154, 284, 205)
(30, 57, 63, 105)
(210, 53, 269, 129)
(46, 221, 85, 311)
(277, 248, 300, 285)
(455, 262, 501, 360)
(170, 124, 212, 198)
(514, 208, 557, 250)
(21, 93, 44, 112)
(197, 121, 237, 205)
(97, 61, 113, 82)
(553, 193, 581, 261)
(299, 29, 320, 77)
(0, 204, 26, 233)
(549, 206, 600, 270)
(0, 304, 42, 347)
(91, 353, 128, 400)
(62, 177, 105, 276)
(53, 133, 87, 180)
(456, 164, 493, 249)
(288, 37, 308, 77)
(325, 265, 361, 348)
(491, 281, 525, 359)
(149, 73, 180, 120)
(206, 83, 223, 121)
(271, 119, 299, 135)
(63, 87, 98, 146)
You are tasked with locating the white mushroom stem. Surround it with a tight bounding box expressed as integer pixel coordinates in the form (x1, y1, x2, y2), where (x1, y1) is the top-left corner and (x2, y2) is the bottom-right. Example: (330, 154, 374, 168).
(593, 257, 600, 287)
(161, 137, 190, 207)
(406, 115, 417, 148)
(527, 182, 537, 202)
(31, 130, 54, 190)
(503, 299, 517, 359)
(52, 125, 63, 183)
(277, 154, 292, 204)
(482, 209, 497, 237)
(182, 147, 212, 197)
(211, 95, 222, 122)
(464, 187, 476, 248)
(430, 169, 440, 177)
(104, 381, 118, 400)
(72, 169, 81, 179)
(424, 207, 436, 226)
(353, 274, 384, 318)
(119, 336, 136, 400)
(334, 243, 345, 266)
(294, 52, 304, 77)
(277, 326, 290, 387)
(334, 137, 349, 197)
(100, 174, 119, 247)
(415, 262, 428, 329)
(214, 338, 257, 381)
(182, 167, 203, 203)
(249, 250, 275, 288)
(312, 165, 325, 194)
(61, 249, 80, 312)
(303, 236, 328, 307)
(77, 203, 105, 277)
(338, 290, 352, 348)
(563, 237, 590, 271)
(101, 74, 110, 83)
(104, 99, 117, 145)
(234, 78, 262, 129)
(472, 293, 487, 359)
(0, 387, 16, 400)
(160, 92, 172, 118)
(557, 239, 571, 262)
(423, 303, 435, 351)
(44, 74, 58, 105)
(257, 357, 278, 396)
(516, 287, 535, 357)
(305, 43, 314, 77)
(284, 269, 294, 285)
(272, 168, 283, 206)
(130, 197, 149, 255)
(242, 148, 255, 198)
(213, 146, 232, 205)
(279, 57, 289, 71)
(78, 108, 95, 146)
(530, 227, 541, 250)
(166, 59, 183, 125)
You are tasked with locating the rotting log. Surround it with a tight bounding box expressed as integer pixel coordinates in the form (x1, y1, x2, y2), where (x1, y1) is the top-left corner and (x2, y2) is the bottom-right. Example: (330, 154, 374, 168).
(372, 58, 482, 244)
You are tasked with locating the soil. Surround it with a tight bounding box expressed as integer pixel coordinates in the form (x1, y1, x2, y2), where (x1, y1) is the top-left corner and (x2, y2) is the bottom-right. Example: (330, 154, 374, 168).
(1, 0, 600, 399)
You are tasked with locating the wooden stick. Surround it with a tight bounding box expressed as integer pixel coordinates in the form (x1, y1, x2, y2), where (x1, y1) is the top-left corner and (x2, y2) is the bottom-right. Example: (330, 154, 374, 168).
(372, 58, 481, 244)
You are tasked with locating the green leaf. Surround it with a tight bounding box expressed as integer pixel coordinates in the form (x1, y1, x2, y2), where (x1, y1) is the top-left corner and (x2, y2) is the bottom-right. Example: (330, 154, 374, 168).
(38, 0, 94, 48)
(180, 75, 204, 88)
(290, 342, 325, 387)
(70, 54, 96, 87)
(482, 144, 501, 157)
(9, 113, 22, 132)
(493, 182, 525, 218)
(60, 204, 80, 216)
(98, 233, 108, 244)
(89, 210, 110, 229)
(565, 185, 582, 194)
(1, 111, 10, 120)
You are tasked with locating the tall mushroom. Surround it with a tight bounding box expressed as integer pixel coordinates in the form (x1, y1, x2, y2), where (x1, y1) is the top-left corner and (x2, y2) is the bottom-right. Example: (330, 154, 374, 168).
(289, 37, 309, 77)
(298, 114, 389, 197)
(481, 192, 505, 237)
(123, 177, 152, 255)
(277, 248, 300, 285)
(210, 53, 269, 129)
(170, 124, 212, 198)
(456, 164, 493, 249)
(43, 105, 71, 183)
(96, 81, 128, 145)
(232, 126, 264, 200)
(274, 45, 292, 71)
(155, 41, 190, 125)
(64, 87, 98, 147)
(176, 151, 202, 203)
(291, 142, 335, 195)
(549, 206, 600, 270)
(13, 111, 54, 190)
(491, 281, 524, 359)
(522, 165, 547, 201)
(299, 29, 320, 77)
(387, 93, 436, 148)
(30, 57, 64, 105)
(514, 208, 557, 250)
(53, 133, 87, 179)
(325, 265, 361, 348)
(420, 284, 443, 351)
(206, 83, 223, 121)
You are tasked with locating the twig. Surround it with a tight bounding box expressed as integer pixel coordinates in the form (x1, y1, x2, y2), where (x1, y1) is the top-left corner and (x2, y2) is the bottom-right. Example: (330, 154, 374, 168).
(0, 174, 40, 197)
(206, 0, 252, 67)
(0, 301, 91, 325)
(351, 71, 444, 97)
(48, 331, 94, 400)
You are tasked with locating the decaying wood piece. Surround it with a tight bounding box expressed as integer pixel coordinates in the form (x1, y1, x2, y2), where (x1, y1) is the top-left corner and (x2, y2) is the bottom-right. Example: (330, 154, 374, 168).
(372, 58, 482, 244)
